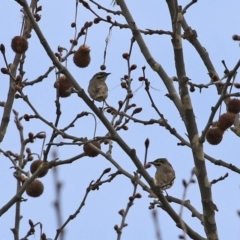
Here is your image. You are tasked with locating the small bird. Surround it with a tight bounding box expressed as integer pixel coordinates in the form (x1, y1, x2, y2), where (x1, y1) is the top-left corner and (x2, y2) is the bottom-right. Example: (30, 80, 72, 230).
(149, 158, 175, 197)
(88, 72, 111, 102)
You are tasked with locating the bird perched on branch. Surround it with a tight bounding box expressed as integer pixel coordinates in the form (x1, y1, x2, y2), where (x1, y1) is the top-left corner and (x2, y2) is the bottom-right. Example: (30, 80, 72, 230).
(149, 158, 175, 197)
(88, 72, 111, 102)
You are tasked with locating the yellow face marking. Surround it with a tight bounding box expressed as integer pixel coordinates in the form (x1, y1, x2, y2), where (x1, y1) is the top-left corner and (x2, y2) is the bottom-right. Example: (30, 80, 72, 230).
(96, 73, 106, 79)
(153, 160, 163, 166)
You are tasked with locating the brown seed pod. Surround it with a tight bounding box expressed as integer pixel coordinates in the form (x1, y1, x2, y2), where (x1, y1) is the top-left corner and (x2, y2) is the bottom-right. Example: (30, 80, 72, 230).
(218, 112, 236, 131)
(121, 82, 127, 88)
(73, 44, 91, 68)
(1, 68, 9, 74)
(206, 127, 223, 145)
(30, 160, 48, 178)
(0, 44, 5, 54)
(122, 52, 129, 59)
(127, 92, 133, 99)
(83, 141, 101, 157)
(94, 18, 101, 24)
(130, 64, 137, 70)
(227, 98, 240, 114)
(232, 34, 240, 41)
(41, 233, 47, 240)
(70, 39, 78, 46)
(11, 36, 28, 54)
(135, 193, 142, 198)
(190, 86, 195, 92)
(54, 75, 73, 98)
(234, 83, 240, 89)
(100, 64, 106, 70)
(26, 179, 44, 197)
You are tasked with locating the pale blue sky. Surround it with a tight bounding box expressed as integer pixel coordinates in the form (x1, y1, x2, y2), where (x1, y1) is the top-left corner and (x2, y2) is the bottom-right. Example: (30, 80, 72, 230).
(1, 1, 240, 239)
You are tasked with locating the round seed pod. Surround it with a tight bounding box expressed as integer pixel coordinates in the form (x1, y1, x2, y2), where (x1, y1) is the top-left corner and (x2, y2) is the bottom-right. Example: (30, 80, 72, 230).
(83, 141, 101, 157)
(122, 53, 129, 59)
(100, 64, 106, 70)
(206, 127, 223, 145)
(218, 112, 236, 131)
(11, 36, 28, 54)
(26, 179, 44, 197)
(227, 98, 240, 114)
(30, 160, 48, 178)
(54, 75, 72, 98)
(73, 44, 91, 68)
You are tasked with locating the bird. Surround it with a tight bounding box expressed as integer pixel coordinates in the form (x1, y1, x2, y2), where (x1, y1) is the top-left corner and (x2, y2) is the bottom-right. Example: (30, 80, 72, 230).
(88, 72, 111, 102)
(148, 158, 175, 197)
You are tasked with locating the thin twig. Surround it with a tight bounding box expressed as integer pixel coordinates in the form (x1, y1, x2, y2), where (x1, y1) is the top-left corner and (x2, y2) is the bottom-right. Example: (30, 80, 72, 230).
(166, 196, 203, 223)
(210, 173, 228, 185)
(182, 0, 197, 14)
(54, 180, 93, 240)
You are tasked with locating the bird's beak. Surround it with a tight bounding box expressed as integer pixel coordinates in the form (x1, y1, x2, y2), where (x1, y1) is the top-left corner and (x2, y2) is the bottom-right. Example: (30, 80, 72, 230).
(148, 162, 154, 165)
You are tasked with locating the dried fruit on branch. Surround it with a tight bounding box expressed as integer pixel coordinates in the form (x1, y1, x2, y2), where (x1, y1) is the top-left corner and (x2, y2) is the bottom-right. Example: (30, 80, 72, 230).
(218, 112, 236, 131)
(227, 98, 240, 114)
(11, 36, 28, 54)
(54, 75, 73, 98)
(83, 141, 101, 157)
(73, 44, 91, 68)
(30, 160, 48, 178)
(206, 127, 223, 145)
(26, 179, 44, 197)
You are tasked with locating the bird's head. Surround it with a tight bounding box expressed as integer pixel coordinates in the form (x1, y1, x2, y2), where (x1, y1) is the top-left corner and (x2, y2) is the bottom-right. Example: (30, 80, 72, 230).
(149, 158, 168, 168)
(93, 72, 111, 81)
